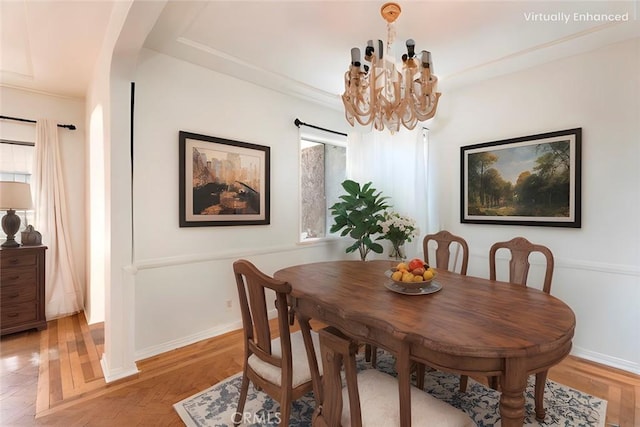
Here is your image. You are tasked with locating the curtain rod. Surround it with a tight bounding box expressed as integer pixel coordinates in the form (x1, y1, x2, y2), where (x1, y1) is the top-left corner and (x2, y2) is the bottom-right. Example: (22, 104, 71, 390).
(0, 115, 76, 130)
(0, 138, 34, 146)
(294, 118, 347, 137)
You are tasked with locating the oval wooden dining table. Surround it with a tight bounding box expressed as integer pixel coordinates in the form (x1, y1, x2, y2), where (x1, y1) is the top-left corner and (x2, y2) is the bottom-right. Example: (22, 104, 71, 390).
(274, 260, 576, 427)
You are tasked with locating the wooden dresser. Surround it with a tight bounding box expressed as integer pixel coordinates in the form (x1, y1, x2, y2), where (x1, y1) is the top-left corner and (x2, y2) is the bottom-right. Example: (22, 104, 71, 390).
(0, 245, 47, 335)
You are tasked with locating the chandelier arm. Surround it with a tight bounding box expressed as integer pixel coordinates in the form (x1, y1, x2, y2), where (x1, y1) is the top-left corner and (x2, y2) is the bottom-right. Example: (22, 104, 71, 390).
(350, 66, 382, 126)
(349, 92, 376, 126)
(398, 99, 415, 130)
(412, 93, 441, 121)
(342, 100, 356, 127)
(343, 67, 376, 126)
(402, 115, 418, 130)
(417, 94, 441, 121)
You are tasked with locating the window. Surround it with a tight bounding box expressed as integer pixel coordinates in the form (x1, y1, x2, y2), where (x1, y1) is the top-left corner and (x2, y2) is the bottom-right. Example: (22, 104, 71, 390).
(0, 141, 35, 234)
(299, 131, 347, 241)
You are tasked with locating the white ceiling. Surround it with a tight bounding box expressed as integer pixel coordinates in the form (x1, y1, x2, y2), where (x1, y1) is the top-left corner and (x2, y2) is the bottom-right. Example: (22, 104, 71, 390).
(0, 0, 114, 99)
(1, 1, 639, 107)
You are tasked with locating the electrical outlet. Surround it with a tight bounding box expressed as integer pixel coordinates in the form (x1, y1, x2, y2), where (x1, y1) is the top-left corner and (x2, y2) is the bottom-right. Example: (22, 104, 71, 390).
(226, 299, 232, 309)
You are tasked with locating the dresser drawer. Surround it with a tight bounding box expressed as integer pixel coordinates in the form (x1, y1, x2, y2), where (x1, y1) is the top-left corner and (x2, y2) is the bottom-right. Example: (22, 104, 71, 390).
(1, 252, 37, 269)
(1, 282, 37, 305)
(0, 246, 47, 335)
(1, 302, 38, 327)
(1, 268, 37, 287)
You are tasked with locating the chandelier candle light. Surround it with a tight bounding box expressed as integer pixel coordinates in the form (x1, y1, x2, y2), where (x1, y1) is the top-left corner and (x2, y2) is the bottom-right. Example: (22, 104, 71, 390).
(342, 2, 441, 132)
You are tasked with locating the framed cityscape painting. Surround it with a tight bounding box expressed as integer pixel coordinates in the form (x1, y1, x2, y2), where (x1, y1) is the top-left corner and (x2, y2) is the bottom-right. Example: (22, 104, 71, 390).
(461, 128, 581, 228)
(179, 131, 270, 227)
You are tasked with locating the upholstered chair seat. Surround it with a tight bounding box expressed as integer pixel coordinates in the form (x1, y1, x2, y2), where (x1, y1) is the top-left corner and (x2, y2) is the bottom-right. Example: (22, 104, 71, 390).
(247, 330, 322, 388)
(340, 368, 475, 426)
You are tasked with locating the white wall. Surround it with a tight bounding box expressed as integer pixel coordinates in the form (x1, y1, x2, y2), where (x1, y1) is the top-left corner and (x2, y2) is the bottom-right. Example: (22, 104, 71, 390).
(131, 48, 352, 359)
(428, 38, 640, 373)
(85, 0, 169, 383)
(0, 86, 87, 316)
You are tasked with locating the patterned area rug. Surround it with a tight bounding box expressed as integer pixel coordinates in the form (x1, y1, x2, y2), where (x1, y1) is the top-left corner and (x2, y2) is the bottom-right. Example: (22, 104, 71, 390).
(174, 351, 607, 427)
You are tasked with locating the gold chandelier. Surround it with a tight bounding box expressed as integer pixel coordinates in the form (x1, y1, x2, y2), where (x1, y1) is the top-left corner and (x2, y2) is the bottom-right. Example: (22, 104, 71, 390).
(342, 2, 441, 132)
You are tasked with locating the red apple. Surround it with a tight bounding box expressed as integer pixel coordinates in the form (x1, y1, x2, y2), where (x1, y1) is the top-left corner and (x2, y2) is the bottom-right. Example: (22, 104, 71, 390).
(408, 258, 425, 271)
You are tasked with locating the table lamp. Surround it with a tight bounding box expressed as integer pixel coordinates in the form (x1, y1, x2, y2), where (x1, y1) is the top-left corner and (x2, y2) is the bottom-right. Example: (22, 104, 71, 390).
(0, 181, 33, 248)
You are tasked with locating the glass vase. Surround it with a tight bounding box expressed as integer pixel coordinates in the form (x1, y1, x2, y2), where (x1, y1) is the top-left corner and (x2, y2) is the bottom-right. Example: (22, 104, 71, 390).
(389, 241, 406, 261)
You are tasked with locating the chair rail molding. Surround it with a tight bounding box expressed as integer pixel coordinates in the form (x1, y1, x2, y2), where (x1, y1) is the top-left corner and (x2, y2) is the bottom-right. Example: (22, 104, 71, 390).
(129, 240, 343, 272)
(469, 251, 640, 277)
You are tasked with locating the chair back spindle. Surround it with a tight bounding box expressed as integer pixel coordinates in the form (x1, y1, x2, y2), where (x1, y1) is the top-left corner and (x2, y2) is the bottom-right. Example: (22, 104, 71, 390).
(423, 230, 469, 275)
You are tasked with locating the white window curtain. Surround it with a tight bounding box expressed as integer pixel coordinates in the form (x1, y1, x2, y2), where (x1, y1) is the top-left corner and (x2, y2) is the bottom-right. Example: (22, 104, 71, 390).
(347, 129, 429, 259)
(33, 119, 84, 319)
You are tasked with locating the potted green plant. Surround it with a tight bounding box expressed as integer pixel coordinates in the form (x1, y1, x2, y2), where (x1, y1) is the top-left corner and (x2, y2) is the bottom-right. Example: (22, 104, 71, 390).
(330, 180, 389, 261)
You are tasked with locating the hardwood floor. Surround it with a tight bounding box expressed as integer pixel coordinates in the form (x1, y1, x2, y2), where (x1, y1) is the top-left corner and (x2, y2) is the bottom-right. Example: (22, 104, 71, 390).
(1, 312, 638, 426)
(35, 313, 105, 414)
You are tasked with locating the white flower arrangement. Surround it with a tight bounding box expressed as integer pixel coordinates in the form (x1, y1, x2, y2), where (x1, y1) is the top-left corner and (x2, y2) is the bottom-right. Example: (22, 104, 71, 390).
(379, 211, 418, 244)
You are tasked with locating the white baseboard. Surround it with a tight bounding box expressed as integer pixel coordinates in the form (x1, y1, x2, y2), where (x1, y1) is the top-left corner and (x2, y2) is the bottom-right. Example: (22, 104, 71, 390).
(100, 354, 140, 383)
(133, 319, 244, 361)
(571, 345, 640, 375)
(133, 308, 279, 362)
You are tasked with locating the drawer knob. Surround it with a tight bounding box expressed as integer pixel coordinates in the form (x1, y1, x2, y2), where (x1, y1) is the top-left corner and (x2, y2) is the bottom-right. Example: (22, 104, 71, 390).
(7, 313, 19, 318)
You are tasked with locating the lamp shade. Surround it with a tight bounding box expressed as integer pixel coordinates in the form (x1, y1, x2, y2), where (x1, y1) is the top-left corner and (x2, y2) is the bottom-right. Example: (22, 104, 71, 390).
(0, 181, 33, 210)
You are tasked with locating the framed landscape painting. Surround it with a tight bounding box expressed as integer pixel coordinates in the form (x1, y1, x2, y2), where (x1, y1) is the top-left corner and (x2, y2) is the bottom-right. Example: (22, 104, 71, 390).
(179, 131, 270, 227)
(461, 128, 581, 228)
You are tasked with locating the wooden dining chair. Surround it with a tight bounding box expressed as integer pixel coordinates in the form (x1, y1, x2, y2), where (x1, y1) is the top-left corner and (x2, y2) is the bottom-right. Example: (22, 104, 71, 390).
(423, 230, 470, 275)
(460, 237, 554, 421)
(414, 230, 470, 389)
(313, 326, 475, 427)
(233, 259, 323, 427)
(489, 236, 554, 294)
